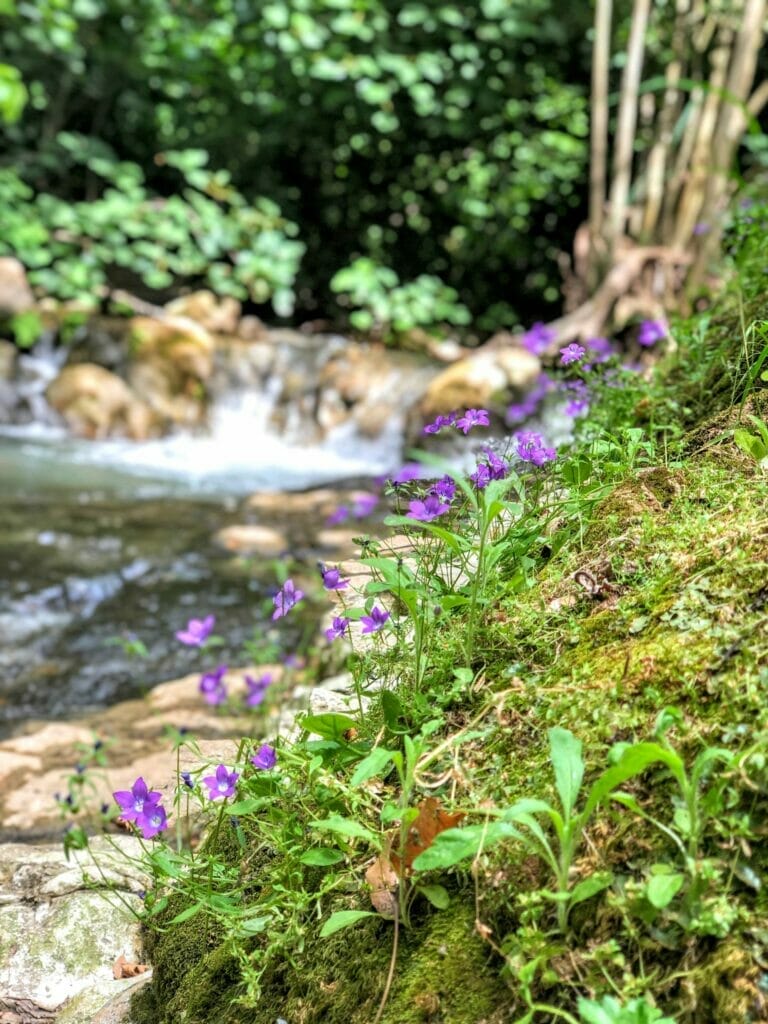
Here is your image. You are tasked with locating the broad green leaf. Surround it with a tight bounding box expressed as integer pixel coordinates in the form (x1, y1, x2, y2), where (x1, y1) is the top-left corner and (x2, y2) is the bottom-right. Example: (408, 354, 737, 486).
(417, 883, 450, 909)
(299, 848, 345, 867)
(168, 902, 204, 925)
(569, 870, 614, 906)
(411, 822, 516, 871)
(647, 872, 684, 909)
(319, 910, 378, 937)
(300, 713, 358, 741)
(227, 797, 269, 815)
(549, 727, 584, 817)
(351, 746, 396, 786)
(582, 743, 683, 821)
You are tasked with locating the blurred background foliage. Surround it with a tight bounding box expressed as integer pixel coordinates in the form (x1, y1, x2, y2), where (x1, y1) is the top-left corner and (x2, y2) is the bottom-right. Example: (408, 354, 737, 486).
(0, 0, 597, 332)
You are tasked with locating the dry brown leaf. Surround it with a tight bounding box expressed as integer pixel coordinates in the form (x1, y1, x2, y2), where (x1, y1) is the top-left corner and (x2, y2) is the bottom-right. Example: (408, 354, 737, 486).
(113, 954, 149, 980)
(365, 854, 399, 919)
(391, 797, 465, 876)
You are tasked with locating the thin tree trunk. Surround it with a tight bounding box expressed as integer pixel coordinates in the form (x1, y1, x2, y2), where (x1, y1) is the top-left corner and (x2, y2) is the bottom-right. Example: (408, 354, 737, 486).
(606, 0, 652, 258)
(589, 0, 613, 281)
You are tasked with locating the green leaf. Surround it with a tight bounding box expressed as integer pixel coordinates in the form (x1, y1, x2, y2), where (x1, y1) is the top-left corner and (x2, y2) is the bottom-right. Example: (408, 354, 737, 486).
(227, 797, 269, 815)
(646, 872, 684, 909)
(319, 910, 378, 937)
(299, 848, 345, 867)
(300, 713, 358, 741)
(309, 815, 377, 843)
(417, 883, 450, 909)
(548, 727, 584, 817)
(351, 747, 396, 786)
(411, 822, 516, 871)
(582, 742, 683, 821)
(569, 870, 614, 906)
(168, 902, 204, 925)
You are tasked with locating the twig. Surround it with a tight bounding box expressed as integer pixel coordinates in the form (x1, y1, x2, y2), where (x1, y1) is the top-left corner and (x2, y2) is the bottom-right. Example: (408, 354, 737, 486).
(372, 895, 399, 1024)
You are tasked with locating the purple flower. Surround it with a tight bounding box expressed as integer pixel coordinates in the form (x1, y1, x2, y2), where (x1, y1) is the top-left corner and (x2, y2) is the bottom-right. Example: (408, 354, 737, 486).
(251, 743, 277, 770)
(565, 398, 590, 417)
(423, 412, 457, 435)
(113, 777, 162, 822)
(283, 653, 305, 669)
(325, 615, 350, 642)
(586, 336, 613, 359)
(352, 493, 379, 518)
(136, 803, 168, 839)
(320, 565, 349, 591)
(431, 475, 456, 500)
(455, 408, 490, 434)
(506, 396, 539, 424)
(202, 764, 239, 800)
(515, 431, 557, 467)
(360, 606, 391, 634)
(180, 771, 194, 789)
(470, 463, 492, 489)
(326, 506, 349, 526)
(391, 462, 422, 484)
(244, 672, 273, 708)
(272, 579, 304, 620)
(638, 319, 667, 347)
(199, 665, 228, 705)
(559, 343, 586, 366)
(175, 614, 215, 647)
(693, 221, 709, 236)
(407, 495, 451, 521)
(522, 322, 555, 355)
(482, 448, 508, 480)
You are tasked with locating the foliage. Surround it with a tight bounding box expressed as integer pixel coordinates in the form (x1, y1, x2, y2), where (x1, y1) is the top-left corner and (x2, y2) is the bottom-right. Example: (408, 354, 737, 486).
(0, 145, 303, 311)
(0, 0, 593, 326)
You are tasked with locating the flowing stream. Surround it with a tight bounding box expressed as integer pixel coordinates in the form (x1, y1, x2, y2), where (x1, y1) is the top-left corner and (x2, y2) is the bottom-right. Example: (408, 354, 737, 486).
(0, 346, 405, 735)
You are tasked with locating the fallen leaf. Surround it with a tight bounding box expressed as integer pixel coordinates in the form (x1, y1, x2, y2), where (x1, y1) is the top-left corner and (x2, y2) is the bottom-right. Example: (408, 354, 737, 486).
(113, 954, 149, 979)
(365, 854, 399, 918)
(391, 797, 465, 876)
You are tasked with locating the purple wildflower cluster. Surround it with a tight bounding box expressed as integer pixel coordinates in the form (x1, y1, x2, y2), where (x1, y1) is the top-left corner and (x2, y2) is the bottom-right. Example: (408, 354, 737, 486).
(407, 474, 457, 521)
(506, 373, 554, 425)
(113, 777, 168, 839)
(560, 342, 585, 366)
(515, 431, 557, 466)
(522, 322, 555, 356)
(564, 378, 590, 418)
(325, 615, 350, 642)
(470, 447, 509, 489)
(422, 408, 490, 436)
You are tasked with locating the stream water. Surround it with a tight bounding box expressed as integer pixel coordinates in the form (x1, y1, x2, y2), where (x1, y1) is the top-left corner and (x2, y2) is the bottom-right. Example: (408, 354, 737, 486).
(0, 384, 403, 736)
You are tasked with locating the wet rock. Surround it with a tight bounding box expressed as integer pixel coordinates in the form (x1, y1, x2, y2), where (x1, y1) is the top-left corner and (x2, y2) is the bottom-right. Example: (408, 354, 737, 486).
(0, 258, 34, 316)
(213, 523, 288, 557)
(165, 290, 241, 335)
(127, 314, 215, 428)
(417, 346, 540, 422)
(0, 837, 145, 1019)
(46, 363, 158, 440)
(245, 488, 340, 518)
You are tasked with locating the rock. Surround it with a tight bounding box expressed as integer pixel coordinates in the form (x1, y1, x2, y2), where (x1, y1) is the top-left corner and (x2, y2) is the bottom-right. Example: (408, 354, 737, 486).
(0, 339, 16, 381)
(46, 364, 158, 440)
(0, 837, 145, 1018)
(165, 291, 241, 335)
(213, 524, 288, 557)
(245, 488, 341, 518)
(128, 315, 215, 427)
(0, 258, 34, 316)
(238, 315, 267, 341)
(315, 528, 362, 557)
(417, 347, 540, 421)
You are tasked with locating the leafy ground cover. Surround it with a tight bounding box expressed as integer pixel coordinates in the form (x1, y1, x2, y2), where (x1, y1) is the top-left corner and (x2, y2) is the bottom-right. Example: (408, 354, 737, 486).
(58, 208, 768, 1024)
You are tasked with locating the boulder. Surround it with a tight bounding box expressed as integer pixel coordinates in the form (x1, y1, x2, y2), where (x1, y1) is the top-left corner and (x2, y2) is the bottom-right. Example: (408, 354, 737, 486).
(46, 363, 158, 440)
(0, 837, 146, 1021)
(165, 290, 241, 335)
(0, 257, 34, 316)
(417, 346, 540, 421)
